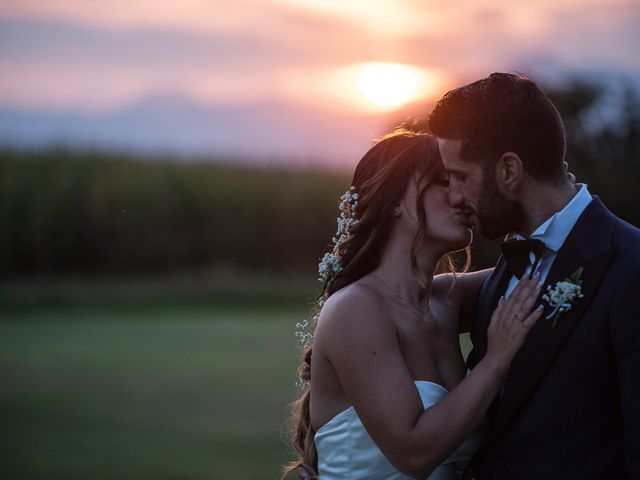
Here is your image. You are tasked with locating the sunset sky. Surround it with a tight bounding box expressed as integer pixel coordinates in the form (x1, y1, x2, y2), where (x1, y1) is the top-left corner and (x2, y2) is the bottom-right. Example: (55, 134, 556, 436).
(1, 0, 639, 166)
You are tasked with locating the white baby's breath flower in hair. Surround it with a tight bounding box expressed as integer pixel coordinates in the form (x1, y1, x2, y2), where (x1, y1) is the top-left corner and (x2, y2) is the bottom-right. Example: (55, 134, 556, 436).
(317, 186, 360, 283)
(318, 252, 342, 282)
(296, 185, 361, 377)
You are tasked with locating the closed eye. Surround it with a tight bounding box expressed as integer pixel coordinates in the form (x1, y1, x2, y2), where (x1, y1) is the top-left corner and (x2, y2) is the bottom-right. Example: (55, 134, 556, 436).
(434, 178, 450, 187)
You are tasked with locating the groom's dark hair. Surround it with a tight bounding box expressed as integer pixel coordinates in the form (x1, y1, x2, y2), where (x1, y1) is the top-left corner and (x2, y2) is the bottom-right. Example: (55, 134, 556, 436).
(428, 72, 566, 182)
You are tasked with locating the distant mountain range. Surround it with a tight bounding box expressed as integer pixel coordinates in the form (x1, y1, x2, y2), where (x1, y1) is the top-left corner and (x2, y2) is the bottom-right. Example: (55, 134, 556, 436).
(0, 94, 425, 167)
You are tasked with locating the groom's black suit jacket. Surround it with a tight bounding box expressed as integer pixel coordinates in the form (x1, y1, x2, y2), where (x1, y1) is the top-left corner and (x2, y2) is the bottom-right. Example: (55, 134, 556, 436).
(465, 197, 640, 480)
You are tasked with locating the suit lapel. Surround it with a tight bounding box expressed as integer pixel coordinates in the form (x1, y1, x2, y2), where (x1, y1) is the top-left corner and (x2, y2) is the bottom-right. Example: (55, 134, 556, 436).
(494, 198, 617, 434)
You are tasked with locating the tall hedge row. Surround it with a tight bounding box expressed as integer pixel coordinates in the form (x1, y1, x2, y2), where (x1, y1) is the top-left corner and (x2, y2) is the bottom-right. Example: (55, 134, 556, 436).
(0, 149, 349, 277)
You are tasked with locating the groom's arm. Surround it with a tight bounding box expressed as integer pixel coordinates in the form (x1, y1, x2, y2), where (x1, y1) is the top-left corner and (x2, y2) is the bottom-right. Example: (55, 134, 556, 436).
(458, 268, 492, 333)
(610, 266, 640, 479)
(433, 269, 492, 334)
(466, 269, 494, 370)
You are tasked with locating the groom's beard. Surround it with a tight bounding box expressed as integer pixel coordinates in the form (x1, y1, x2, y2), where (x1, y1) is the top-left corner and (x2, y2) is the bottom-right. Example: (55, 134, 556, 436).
(476, 170, 526, 240)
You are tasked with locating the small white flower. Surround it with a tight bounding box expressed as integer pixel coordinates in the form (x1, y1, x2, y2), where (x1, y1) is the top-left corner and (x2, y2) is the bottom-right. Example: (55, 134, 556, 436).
(294, 313, 320, 348)
(301, 186, 360, 354)
(542, 267, 584, 327)
(318, 252, 342, 282)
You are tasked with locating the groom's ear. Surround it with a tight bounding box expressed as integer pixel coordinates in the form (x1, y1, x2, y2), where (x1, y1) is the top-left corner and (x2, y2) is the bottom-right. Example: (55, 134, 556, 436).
(496, 152, 524, 193)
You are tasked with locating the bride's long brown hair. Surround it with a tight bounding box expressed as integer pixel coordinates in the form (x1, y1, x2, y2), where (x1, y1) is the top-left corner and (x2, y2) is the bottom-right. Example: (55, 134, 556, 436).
(282, 129, 469, 479)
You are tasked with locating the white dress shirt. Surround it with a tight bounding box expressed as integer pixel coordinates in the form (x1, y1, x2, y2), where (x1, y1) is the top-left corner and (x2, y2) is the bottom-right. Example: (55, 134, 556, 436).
(503, 184, 593, 298)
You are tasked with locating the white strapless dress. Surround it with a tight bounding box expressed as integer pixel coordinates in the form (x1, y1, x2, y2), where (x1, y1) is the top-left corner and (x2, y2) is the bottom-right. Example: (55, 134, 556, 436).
(315, 380, 483, 479)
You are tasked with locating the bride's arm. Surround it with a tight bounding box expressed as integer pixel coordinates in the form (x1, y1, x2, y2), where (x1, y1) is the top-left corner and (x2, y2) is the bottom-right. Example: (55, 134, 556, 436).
(314, 275, 542, 479)
(434, 268, 493, 334)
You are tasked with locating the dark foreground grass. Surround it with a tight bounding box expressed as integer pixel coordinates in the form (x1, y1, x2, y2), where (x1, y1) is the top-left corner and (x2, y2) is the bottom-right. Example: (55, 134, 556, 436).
(0, 303, 306, 480)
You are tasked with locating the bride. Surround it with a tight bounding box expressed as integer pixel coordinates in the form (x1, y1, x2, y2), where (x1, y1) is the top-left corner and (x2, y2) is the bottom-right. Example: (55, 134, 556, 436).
(283, 130, 543, 479)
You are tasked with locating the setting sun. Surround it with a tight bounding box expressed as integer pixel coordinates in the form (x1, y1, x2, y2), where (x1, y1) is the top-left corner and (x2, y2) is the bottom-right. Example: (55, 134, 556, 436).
(323, 62, 448, 114)
(357, 63, 419, 108)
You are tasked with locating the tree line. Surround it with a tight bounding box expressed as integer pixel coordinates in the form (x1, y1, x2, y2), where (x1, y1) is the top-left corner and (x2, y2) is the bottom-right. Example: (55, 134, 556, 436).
(1, 80, 638, 279)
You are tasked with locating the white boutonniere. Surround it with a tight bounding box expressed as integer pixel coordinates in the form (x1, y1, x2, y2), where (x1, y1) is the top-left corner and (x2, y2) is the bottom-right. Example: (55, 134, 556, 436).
(542, 267, 585, 327)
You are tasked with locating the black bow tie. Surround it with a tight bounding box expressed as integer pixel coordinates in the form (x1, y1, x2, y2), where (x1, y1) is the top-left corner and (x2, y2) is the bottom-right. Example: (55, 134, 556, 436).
(500, 238, 546, 279)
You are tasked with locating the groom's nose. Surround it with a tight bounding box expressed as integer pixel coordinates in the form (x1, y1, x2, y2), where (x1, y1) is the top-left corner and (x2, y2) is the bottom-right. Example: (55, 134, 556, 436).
(448, 184, 465, 208)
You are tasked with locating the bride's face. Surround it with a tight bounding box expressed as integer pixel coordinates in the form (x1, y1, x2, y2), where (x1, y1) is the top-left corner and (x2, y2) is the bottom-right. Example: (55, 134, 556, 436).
(401, 171, 473, 251)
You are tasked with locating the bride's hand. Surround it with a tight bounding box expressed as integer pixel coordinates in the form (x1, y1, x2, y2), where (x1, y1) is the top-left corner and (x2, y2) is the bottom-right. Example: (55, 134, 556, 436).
(485, 275, 544, 371)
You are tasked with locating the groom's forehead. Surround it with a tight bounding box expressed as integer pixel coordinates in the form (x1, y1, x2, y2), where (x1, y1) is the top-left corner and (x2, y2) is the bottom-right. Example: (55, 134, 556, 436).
(437, 139, 467, 170)
(437, 138, 463, 159)
(437, 138, 483, 175)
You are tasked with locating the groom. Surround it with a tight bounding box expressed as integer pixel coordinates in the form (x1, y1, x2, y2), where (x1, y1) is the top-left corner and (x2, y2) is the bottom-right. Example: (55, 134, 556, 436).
(428, 73, 640, 479)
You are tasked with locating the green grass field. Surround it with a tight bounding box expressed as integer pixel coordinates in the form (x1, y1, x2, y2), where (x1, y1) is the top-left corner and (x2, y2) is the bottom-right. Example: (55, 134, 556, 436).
(0, 300, 472, 480)
(0, 302, 307, 480)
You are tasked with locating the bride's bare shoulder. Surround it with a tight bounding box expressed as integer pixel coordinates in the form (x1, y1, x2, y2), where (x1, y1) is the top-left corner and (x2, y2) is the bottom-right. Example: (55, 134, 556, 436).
(316, 280, 390, 336)
(314, 280, 398, 361)
(321, 280, 385, 317)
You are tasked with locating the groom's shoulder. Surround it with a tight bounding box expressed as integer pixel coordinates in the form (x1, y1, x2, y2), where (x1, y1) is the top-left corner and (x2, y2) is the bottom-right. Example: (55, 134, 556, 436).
(600, 208, 640, 273)
(589, 198, 640, 252)
(609, 210, 640, 253)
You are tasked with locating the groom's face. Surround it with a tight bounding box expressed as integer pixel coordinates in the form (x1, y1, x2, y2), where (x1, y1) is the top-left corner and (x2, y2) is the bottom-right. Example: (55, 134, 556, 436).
(438, 139, 524, 239)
